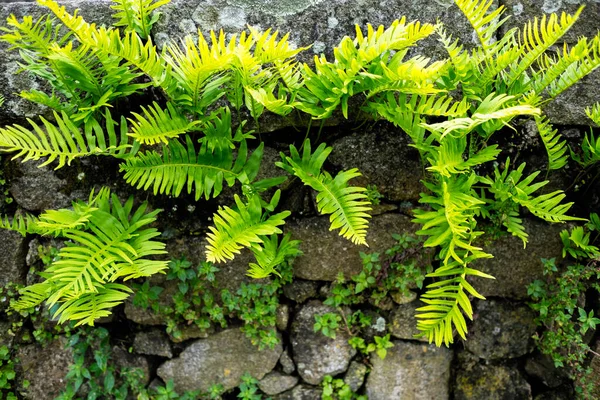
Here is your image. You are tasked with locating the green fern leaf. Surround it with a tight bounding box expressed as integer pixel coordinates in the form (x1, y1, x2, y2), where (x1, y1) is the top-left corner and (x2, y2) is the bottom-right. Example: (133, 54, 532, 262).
(206, 194, 291, 263)
(277, 140, 372, 245)
(128, 102, 199, 145)
(536, 116, 568, 171)
(455, 0, 508, 54)
(247, 234, 301, 279)
(427, 136, 500, 177)
(111, 0, 170, 39)
(586, 102, 600, 126)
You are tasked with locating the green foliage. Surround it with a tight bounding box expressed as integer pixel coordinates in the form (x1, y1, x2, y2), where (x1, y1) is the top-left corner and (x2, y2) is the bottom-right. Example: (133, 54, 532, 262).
(0, 345, 17, 399)
(321, 375, 367, 400)
(314, 312, 342, 339)
(528, 217, 600, 398)
(9, 188, 168, 325)
(111, 0, 170, 39)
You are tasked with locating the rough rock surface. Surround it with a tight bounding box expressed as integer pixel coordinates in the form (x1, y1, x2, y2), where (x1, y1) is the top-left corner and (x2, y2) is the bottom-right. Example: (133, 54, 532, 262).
(279, 348, 296, 375)
(524, 352, 569, 389)
(454, 352, 532, 400)
(344, 361, 368, 392)
(133, 330, 173, 358)
(258, 371, 299, 396)
(0, 229, 27, 286)
(111, 346, 151, 385)
(287, 213, 422, 281)
(365, 340, 453, 400)
(273, 384, 323, 400)
(157, 328, 282, 392)
(276, 304, 290, 331)
(329, 128, 423, 202)
(282, 280, 320, 303)
(17, 336, 73, 400)
(389, 300, 428, 342)
(7, 159, 70, 211)
(471, 219, 564, 299)
(466, 299, 537, 360)
(290, 301, 356, 385)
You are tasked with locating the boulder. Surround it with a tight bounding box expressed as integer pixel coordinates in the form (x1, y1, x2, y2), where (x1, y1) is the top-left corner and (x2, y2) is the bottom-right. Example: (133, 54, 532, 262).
(389, 301, 428, 342)
(344, 361, 368, 392)
(111, 346, 151, 386)
(17, 336, 73, 400)
(287, 213, 424, 281)
(133, 330, 173, 358)
(279, 348, 296, 375)
(258, 371, 299, 396)
(276, 304, 290, 331)
(471, 219, 564, 300)
(282, 280, 320, 303)
(7, 159, 70, 211)
(157, 328, 282, 392)
(365, 340, 452, 400)
(465, 299, 537, 360)
(454, 352, 532, 400)
(290, 301, 356, 385)
(524, 352, 569, 389)
(273, 384, 323, 400)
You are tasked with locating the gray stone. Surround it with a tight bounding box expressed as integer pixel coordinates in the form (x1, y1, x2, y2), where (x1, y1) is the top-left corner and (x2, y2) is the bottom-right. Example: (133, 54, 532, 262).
(133, 330, 173, 358)
(365, 340, 452, 400)
(276, 304, 290, 331)
(471, 219, 564, 300)
(124, 299, 166, 326)
(290, 300, 356, 385)
(391, 290, 417, 304)
(454, 352, 532, 400)
(273, 384, 323, 400)
(283, 280, 320, 303)
(258, 371, 299, 396)
(465, 299, 537, 360)
(111, 346, 151, 386)
(524, 352, 568, 389)
(17, 336, 73, 400)
(157, 328, 282, 392)
(589, 339, 600, 399)
(0, 229, 27, 286)
(329, 128, 423, 202)
(168, 324, 213, 343)
(7, 160, 70, 211)
(287, 213, 423, 281)
(279, 348, 296, 374)
(389, 301, 428, 342)
(343, 361, 368, 392)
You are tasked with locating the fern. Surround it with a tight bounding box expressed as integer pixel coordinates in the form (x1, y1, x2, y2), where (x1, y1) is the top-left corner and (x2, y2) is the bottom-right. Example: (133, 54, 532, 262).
(247, 233, 301, 279)
(277, 140, 372, 245)
(0, 111, 131, 169)
(10, 189, 168, 325)
(427, 136, 500, 177)
(205, 193, 291, 263)
(128, 102, 200, 145)
(111, 0, 170, 39)
(536, 116, 568, 171)
(455, 0, 508, 54)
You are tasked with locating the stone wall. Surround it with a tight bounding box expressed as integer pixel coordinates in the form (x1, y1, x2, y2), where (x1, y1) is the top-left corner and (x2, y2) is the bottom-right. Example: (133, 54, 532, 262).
(0, 1, 599, 399)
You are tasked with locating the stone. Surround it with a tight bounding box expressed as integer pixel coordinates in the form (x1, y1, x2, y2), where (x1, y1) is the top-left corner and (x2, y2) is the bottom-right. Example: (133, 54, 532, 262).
(258, 371, 299, 396)
(133, 330, 173, 358)
(279, 348, 296, 374)
(391, 290, 417, 304)
(465, 299, 537, 360)
(524, 352, 568, 389)
(471, 219, 565, 300)
(7, 159, 70, 211)
(454, 352, 532, 400)
(343, 361, 368, 392)
(329, 127, 423, 202)
(17, 336, 73, 400)
(0, 229, 27, 286)
(157, 328, 282, 392)
(389, 301, 428, 342)
(290, 300, 356, 385)
(111, 346, 151, 386)
(287, 213, 423, 281)
(276, 304, 290, 331)
(589, 339, 600, 399)
(124, 300, 166, 326)
(365, 340, 452, 400)
(273, 384, 323, 400)
(282, 280, 320, 303)
(533, 385, 575, 400)
(168, 324, 213, 343)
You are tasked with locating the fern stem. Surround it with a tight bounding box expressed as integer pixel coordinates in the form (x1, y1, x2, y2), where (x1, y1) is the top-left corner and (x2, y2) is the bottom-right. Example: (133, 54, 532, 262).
(300, 118, 313, 150)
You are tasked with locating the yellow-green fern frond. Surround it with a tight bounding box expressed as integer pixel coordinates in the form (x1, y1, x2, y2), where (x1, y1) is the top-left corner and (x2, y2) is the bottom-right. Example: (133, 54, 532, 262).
(427, 136, 500, 177)
(0, 111, 131, 169)
(455, 0, 508, 54)
(245, 86, 297, 116)
(206, 194, 291, 263)
(0, 213, 41, 236)
(111, 0, 171, 39)
(128, 102, 199, 145)
(277, 140, 372, 245)
(587, 103, 600, 126)
(535, 116, 568, 171)
(247, 234, 301, 279)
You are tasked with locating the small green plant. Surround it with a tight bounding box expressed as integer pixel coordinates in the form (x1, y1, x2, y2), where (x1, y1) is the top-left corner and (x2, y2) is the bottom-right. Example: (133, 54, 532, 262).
(321, 375, 366, 400)
(0, 345, 18, 400)
(236, 373, 262, 400)
(528, 214, 600, 399)
(314, 313, 342, 339)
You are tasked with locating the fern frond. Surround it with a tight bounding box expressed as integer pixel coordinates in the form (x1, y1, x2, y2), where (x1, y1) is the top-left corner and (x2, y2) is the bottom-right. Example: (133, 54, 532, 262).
(536, 116, 568, 171)
(206, 194, 291, 263)
(128, 102, 199, 145)
(0, 111, 131, 169)
(247, 234, 301, 279)
(245, 86, 297, 116)
(0, 213, 41, 236)
(506, 7, 582, 86)
(0, 95, 3, 108)
(455, 0, 508, 54)
(587, 103, 600, 126)
(11, 282, 54, 311)
(277, 140, 372, 245)
(427, 136, 500, 177)
(111, 0, 171, 39)
(120, 133, 262, 200)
